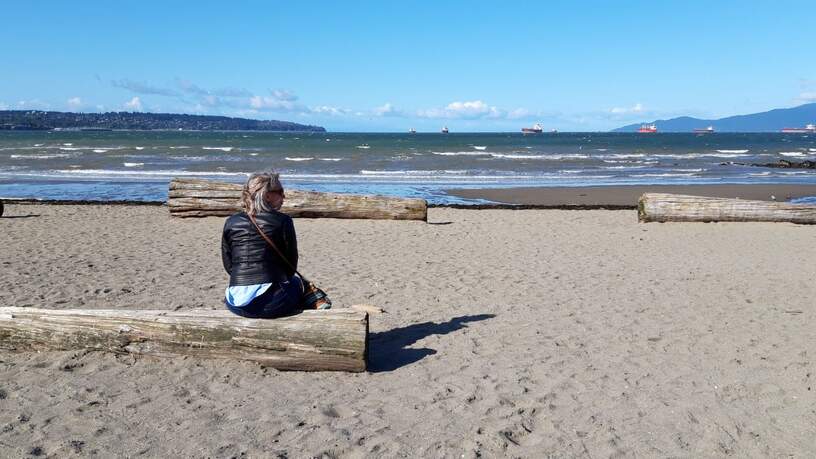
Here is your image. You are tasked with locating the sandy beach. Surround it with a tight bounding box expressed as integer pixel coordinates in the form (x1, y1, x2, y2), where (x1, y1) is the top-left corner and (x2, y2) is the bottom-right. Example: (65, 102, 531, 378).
(447, 184, 816, 207)
(1, 202, 815, 457)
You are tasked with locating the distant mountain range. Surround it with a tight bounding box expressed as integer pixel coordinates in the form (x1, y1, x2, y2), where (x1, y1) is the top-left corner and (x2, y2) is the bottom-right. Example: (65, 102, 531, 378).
(0, 110, 325, 132)
(613, 103, 816, 132)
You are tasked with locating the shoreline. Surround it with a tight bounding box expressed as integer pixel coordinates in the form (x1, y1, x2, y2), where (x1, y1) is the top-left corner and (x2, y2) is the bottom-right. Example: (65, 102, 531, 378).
(5, 183, 816, 210)
(446, 183, 816, 206)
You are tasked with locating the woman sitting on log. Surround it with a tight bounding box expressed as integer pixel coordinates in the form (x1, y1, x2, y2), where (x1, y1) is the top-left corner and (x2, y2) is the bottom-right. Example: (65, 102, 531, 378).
(221, 172, 304, 318)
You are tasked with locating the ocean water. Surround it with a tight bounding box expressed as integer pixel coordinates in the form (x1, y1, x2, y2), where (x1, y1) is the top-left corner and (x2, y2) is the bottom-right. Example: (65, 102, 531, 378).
(1, 131, 815, 204)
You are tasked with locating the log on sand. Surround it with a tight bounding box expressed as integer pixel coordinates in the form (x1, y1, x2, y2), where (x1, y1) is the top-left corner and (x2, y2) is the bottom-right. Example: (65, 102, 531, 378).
(0, 307, 368, 372)
(168, 178, 427, 220)
(638, 193, 816, 224)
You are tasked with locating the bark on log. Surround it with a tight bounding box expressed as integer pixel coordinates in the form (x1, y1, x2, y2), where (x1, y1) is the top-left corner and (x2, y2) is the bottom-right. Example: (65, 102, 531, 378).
(638, 193, 816, 224)
(168, 178, 427, 221)
(0, 307, 368, 372)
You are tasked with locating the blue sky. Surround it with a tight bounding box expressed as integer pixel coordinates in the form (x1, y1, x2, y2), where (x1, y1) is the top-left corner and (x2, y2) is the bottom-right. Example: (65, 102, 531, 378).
(1, 1, 814, 131)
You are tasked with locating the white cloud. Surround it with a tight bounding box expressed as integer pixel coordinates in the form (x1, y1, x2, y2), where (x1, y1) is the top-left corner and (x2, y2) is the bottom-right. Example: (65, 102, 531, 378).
(0, 101, 7, 110)
(248, 95, 302, 112)
(311, 105, 350, 116)
(124, 96, 143, 111)
(418, 100, 505, 119)
(373, 103, 403, 117)
(67, 97, 82, 109)
(175, 79, 251, 98)
(270, 89, 297, 102)
(798, 92, 816, 102)
(610, 103, 644, 114)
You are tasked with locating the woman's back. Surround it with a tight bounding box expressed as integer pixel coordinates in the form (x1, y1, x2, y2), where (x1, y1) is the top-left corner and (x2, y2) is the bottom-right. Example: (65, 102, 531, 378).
(221, 210, 298, 287)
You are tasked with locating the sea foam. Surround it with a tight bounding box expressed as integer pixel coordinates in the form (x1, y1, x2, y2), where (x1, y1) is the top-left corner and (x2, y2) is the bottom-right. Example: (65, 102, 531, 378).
(11, 154, 72, 159)
(202, 147, 234, 152)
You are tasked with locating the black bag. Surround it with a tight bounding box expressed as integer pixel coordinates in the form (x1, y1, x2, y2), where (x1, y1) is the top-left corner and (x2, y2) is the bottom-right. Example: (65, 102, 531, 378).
(300, 277, 332, 310)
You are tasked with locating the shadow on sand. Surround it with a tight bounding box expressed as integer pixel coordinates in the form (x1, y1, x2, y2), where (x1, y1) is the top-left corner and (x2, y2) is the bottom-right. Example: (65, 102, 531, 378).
(367, 314, 495, 372)
(1, 215, 41, 219)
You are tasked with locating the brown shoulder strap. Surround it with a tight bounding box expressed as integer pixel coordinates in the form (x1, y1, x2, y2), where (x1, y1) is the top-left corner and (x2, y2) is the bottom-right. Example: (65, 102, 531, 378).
(248, 213, 304, 279)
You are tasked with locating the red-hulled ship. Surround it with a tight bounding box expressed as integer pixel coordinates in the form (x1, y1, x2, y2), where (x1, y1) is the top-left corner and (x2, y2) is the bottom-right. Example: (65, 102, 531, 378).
(521, 123, 543, 134)
(638, 124, 657, 133)
(781, 124, 816, 133)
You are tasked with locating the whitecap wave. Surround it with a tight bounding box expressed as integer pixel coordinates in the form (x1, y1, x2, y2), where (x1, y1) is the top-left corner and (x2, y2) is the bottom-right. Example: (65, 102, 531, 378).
(318, 158, 343, 161)
(50, 169, 248, 177)
(779, 151, 806, 157)
(123, 162, 144, 167)
(361, 169, 470, 176)
(356, 145, 371, 149)
(492, 153, 589, 160)
(716, 149, 749, 154)
(169, 156, 207, 161)
(431, 151, 491, 156)
(285, 157, 313, 161)
(472, 146, 487, 151)
(708, 153, 752, 158)
(656, 152, 750, 159)
(93, 149, 109, 153)
(600, 153, 646, 159)
(202, 147, 234, 152)
(650, 154, 692, 159)
(601, 165, 649, 170)
(630, 173, 699, 177)
(10, 154, 72, 159)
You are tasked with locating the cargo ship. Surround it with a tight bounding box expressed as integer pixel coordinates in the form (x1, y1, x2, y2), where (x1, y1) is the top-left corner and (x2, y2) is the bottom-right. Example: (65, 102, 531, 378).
(781, 124, 816, 133)
(521, 123, 543, 134)
(408, 128, 416, 134)
(638, 124, 657, 133)
(441, 126, 449, 134)
(694, 126, 714, 134)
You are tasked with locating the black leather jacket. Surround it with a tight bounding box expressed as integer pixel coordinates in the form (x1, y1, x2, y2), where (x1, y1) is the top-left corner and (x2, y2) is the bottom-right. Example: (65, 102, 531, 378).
(221, 211, 298, 286)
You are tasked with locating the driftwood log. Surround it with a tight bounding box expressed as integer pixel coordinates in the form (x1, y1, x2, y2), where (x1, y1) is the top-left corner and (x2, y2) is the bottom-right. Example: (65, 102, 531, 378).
(638, 193, 816, 224)
(0, 307, 368, 372)
(168, 178, 427, 220)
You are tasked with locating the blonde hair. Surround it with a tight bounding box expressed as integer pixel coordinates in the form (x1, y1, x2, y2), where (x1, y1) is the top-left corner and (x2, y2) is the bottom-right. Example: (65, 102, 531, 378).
(241, 172, 283, 216)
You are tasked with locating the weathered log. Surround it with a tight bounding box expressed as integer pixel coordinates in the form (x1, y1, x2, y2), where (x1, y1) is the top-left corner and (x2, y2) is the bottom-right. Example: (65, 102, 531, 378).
(0, 307, 368, 372)
(638, 193, 816, 224)
(168, 178, 427, 221)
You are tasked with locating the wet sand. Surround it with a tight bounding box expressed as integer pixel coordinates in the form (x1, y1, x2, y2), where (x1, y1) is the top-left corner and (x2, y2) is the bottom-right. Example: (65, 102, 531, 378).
(0, 203, 814, 456)
(447, 184, 816, 207)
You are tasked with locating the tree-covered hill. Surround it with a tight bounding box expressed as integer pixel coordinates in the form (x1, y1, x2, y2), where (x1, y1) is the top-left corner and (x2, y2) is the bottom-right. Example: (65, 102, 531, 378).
(0, 110, 325, 132)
